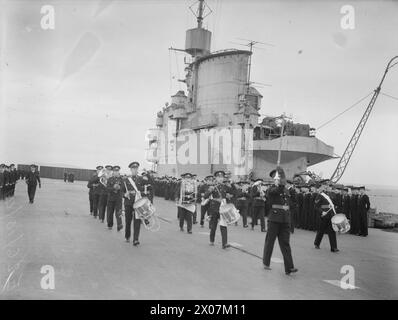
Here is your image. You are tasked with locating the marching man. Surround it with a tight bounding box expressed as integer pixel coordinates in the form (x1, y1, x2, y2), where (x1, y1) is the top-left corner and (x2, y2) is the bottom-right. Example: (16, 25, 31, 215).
(203, 171, 233, 249)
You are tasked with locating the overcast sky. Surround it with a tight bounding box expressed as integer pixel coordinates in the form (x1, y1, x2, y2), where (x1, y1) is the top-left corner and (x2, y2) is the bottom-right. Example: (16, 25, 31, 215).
(1, 0, 398, 186)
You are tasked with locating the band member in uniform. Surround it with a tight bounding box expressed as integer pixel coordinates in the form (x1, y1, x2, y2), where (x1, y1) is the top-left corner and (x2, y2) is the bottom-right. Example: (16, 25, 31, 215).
(175, 173, 196, 234)
(203, 171, 233, 249)
(98, 165, 112, 223)
(263, 167, 297, 275)
(250, 179, 266, 232)
(106, 166, 123, 231)
(88, 166, 103, 218)
(199, 175, 213, 228)
(234, 181, 250, 228)
(26, 164, 41, 203)
(314, 182, 339, 252)
(357, 186, 370, 237)
(141, 171, 154, 203)
(122, 162, 145, 245)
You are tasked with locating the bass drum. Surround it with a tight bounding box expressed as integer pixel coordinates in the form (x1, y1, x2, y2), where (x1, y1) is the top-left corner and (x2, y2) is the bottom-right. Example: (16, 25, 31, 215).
(331, 213, 351, 234)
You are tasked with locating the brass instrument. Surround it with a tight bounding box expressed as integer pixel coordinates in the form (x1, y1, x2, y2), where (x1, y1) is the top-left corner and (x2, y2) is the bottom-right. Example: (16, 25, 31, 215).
(178, 178, 197, 213)
(98, 169, 112, 187)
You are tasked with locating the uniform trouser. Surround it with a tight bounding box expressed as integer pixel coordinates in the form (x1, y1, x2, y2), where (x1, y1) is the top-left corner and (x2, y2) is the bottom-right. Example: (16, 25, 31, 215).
(358, 211, 368, 236)
(27, 184, 37, 202)
(251, 206, 265, 230)
(263, 221, 294, 273)
(124, 205, 141, 241)
(178, 207, 193, 232)
(314, 217, 337, 250)
(10, 183, 16, 196)
(193, 204, 198, 223)
(0, 188, 4, 200)
(98, 194, 108, 221)
(92, 193, 101, 217)
(209, 215, 227, 246)
(236, 201, 248, 226)
(106, 198, 123, 228)
(200, 203, 210, 226)
(89, 192, 94, 214)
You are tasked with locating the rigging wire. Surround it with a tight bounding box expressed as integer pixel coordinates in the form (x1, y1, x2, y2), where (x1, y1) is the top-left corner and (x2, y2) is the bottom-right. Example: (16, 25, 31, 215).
(316, 91, 373, 130)
(381, 92, 398, 101)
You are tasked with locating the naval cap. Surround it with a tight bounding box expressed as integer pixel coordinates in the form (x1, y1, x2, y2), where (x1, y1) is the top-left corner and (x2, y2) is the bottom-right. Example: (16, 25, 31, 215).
(112, 165, 121, 171)
(214, 170, 225, 177)
(128, 162, 140, 168)
(96, 165, 104, 170)
(105, 165, 113, 170)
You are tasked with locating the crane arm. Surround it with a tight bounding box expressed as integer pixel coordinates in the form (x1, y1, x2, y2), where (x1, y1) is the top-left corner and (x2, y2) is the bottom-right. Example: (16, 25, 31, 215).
(330, 56, 398, 183)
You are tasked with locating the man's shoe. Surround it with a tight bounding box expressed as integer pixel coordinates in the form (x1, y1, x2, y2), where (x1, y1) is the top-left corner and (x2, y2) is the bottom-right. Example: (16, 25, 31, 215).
(200, 224, 204, 228)
(133, 240, 140, 246)
(222, 244, 230, 249)
(263, 265, 272, 270)
(314, 245, 320, 249)
(117, 225, 123, 232)
(331, 248, 340, 253)
(209, 242, 214, 246)
(187, 230, 192, 234)
(126, 238, 130, 243)
(180, 228, 184, 232)
(108, 227, 112, 230)
(261, 229, 266, 232)
(286, 268, 298, 275)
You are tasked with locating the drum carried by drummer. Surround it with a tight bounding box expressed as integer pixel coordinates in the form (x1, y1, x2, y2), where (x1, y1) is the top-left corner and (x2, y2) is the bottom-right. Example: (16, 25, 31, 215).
(202, 171, 239, 249)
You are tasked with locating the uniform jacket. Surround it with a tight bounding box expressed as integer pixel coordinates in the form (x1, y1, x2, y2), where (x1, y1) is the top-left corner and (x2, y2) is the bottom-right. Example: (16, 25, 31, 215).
(106, 175, 124, 201)
(204, 183, 233, 217)
(250, 184, 266, 207)
(25, 171, 41, 186)
(266, 185, 291, 224)
(357, 194, 370, 213)
(314, 192, 333, 220)
(121, 175, 146, 207)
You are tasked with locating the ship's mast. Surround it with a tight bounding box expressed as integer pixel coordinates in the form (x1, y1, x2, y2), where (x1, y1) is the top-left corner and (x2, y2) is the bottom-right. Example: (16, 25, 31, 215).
(197, 0, 205, 28)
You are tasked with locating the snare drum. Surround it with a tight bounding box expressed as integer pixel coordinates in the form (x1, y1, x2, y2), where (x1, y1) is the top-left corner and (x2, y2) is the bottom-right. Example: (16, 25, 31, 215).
(219, 203, 240, 225)
(331, 213, 351, 234)
(133, 197, 155, 220)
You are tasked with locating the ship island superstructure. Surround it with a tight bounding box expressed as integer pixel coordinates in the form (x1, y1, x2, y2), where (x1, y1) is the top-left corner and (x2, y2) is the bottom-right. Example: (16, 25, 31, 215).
(145, 0, 334, 181)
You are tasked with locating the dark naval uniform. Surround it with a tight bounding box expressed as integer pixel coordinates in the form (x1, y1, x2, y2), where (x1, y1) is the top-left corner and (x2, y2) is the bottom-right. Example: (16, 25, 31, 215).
(263, 184, 296, 274)
(122, 174, 145, 244)
(313, 192, 338, 251)
(25, 167, 41, 203)
(250, 183, 266, 231)
(234, 182, 250, 228)
(349, 192, 359, 235)
(204, 173, 233, 248)
(357, 190, 370, 236)
(106, 169, 123, 231)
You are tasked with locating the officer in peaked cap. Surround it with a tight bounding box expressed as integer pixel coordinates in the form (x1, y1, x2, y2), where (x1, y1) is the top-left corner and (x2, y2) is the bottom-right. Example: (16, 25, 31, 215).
(263, 167, 297, 275)
(25, 164, 41, 203)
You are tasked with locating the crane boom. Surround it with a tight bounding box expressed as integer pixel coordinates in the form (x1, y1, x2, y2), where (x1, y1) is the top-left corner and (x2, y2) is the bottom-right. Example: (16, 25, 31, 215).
(330, 56, 398, 183)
